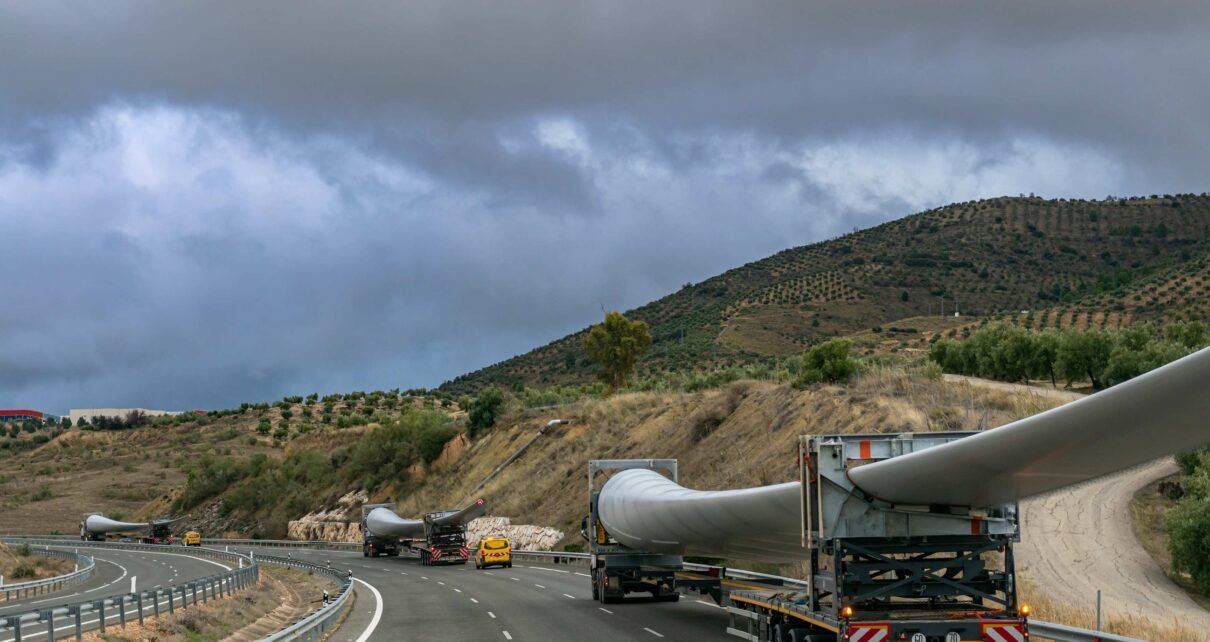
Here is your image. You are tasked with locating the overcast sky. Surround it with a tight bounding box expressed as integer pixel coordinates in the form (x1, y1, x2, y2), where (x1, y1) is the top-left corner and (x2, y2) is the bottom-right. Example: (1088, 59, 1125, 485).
(2, 2, 1208, 412)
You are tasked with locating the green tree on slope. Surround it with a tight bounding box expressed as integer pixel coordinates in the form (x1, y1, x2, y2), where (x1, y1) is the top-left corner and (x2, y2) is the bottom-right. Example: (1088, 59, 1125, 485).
(583, 311, 652, 391)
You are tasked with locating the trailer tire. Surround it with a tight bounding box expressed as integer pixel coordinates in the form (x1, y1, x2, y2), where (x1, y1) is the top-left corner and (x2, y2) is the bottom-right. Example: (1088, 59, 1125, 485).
(592, 575, 600, 600)
(772, 622, 789, 642)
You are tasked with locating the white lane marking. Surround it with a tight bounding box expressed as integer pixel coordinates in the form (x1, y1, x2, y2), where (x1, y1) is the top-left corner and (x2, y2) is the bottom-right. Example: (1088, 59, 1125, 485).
(488, 611, 497, 619)
(24, 559, 130, 602)
(483, 571, 494, 575)
(510, 577, 520, 581)
(599, 607, 613, 614)
(401, 572, 408, 575)
(81, 547, 233, 572)
(534, 584, 545, 589)
(437, 581, 445, 586)
(644, 628, 665, 638)
(502, 632, 512, 640)
(574, 572, 591, 577)
(563, 593, 576, 599)
(526, 566, 570, 574)
(453, 588, 462, 593)
(421, 576, 429, 580)
(470, 598, 479, 603)
(695, 599, 724, 609)
(352, 577, 383, 642)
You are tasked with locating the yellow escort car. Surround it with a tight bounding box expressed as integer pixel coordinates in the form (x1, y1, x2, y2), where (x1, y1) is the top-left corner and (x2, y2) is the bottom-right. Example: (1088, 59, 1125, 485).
(183, 531, 202, 547)
(475, 537, 511, 569)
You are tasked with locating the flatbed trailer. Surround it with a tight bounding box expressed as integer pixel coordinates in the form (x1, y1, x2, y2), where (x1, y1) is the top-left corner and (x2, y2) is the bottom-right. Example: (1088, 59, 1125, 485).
(722, 433, 1029, 642)
(416, 510, 471, 565)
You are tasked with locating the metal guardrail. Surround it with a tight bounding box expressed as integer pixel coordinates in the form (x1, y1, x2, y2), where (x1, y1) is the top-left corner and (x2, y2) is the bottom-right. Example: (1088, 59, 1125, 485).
(256, 553, 353, 642)
(0, 539, 258, 642)
(207, 538, 361, 552)
(1028, 621, 1144, 642)
(1, 548, 95, 602)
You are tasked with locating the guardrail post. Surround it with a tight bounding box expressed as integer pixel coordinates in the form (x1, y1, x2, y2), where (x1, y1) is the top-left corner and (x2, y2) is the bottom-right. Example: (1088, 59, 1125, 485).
(95, 600, 105, 633)
(119, 595, 127, 628)
(168, 588, 175, 614)
(41, 610, 54, 642)
(70, 605, 82, 640)
(191, 582, 198, 605)
(153, 589, 161, 617)
(137, 591, 145, 625)
(6, 615, 22, 642)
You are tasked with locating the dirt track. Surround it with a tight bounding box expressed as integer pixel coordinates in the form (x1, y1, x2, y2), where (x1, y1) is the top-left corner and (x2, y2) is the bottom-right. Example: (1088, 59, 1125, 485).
(944, 375, 1210, 633)
(1015, 457, 1210, 632)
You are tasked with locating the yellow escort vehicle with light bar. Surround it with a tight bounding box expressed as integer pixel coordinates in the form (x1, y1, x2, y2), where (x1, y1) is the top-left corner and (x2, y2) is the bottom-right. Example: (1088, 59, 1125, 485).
(475, 537, 512, 569)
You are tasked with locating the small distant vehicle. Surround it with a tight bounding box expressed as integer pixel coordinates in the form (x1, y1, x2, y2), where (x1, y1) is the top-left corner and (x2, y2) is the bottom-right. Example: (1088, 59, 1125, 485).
(118, 537, 133, 543)
(183, 531, 201, 547)
(475, 537, 512, 569)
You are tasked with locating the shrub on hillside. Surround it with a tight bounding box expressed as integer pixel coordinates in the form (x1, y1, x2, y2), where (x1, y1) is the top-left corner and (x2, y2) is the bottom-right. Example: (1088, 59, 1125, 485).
(468, 387, 506, 438)
(794, 339, 859, 386)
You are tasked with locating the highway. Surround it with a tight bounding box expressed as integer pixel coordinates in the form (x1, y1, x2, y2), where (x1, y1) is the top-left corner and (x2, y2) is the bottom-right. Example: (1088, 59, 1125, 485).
(243, 546, 732, 641)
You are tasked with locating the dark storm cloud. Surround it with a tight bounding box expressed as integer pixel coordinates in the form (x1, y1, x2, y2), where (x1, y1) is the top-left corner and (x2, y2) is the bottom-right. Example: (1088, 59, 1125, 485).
(0, 2, 1207, 410)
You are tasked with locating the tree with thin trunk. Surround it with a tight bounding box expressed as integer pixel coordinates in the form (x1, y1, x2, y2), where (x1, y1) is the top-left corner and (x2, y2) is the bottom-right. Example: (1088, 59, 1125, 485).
(583, 311, 652, 391)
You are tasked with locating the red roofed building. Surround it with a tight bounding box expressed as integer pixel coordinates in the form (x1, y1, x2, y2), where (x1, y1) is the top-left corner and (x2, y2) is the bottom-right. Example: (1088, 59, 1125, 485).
(0, 409, 46, 422)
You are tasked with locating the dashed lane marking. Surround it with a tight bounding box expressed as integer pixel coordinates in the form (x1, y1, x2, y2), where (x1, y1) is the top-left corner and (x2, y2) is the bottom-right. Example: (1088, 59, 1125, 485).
(502, 632, 512, 640)
(695, 599, 724, 609)
(510, 577, 520, 581)
(526, 566, 570, 574)
(574, 572, 591, 577)
(488, 611, 497, 619)
(470, 598, 479, 604)
(563, 593, 576, 599)
(599, 608, 613, 614)
(453, 588, 462, 593)
(644, 628, 665, 638)
(534, 584, 545, 589)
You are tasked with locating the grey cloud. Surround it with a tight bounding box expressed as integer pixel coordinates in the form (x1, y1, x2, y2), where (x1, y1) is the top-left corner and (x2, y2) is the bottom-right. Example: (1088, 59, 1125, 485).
(0, 3, 1206, 410)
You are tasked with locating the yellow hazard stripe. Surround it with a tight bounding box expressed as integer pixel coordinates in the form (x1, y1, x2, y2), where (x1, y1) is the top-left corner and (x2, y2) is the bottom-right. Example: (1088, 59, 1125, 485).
(727, 594, 839, 633)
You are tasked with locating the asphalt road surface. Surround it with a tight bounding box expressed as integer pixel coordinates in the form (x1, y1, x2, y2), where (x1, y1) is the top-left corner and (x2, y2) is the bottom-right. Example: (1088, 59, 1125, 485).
(245, 546, 733, 641)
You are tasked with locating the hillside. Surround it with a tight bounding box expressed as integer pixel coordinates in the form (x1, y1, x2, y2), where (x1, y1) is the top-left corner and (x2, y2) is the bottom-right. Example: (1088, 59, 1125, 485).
(0, 367, 1062, 543)
(441, 193, 1210, 394)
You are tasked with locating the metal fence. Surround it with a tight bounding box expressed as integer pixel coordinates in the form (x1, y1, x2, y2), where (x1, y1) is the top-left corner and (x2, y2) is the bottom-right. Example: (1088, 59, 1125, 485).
(1, 548, 95, 602)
